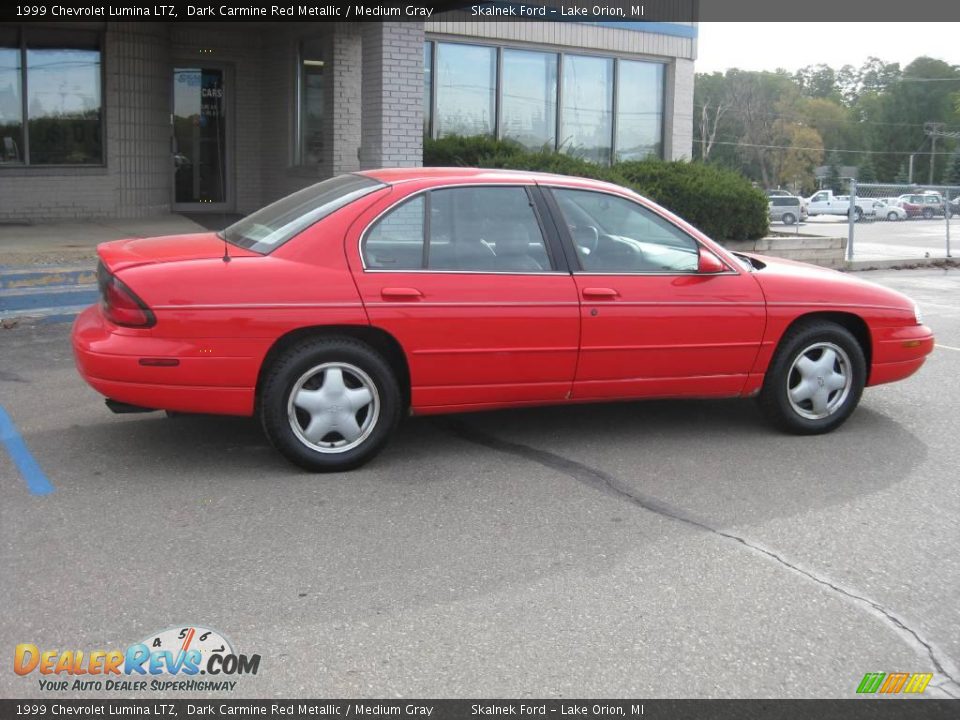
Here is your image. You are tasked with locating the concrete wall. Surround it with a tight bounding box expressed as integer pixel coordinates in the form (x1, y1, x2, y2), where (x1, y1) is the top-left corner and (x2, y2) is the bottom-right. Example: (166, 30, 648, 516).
(722, 236, 848, 270)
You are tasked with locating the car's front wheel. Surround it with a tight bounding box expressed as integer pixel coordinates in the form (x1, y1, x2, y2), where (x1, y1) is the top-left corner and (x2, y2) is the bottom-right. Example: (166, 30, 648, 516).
(758, 321, 866, 434)
(259, 337, 402, 471)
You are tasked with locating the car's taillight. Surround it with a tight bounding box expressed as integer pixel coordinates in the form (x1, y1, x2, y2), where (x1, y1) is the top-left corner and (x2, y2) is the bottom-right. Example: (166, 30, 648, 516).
(97, 263, 155, 328)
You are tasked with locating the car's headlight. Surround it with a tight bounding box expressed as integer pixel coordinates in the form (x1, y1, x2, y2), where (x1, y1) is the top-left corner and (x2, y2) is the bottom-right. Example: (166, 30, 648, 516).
(914, 303, 923, 325)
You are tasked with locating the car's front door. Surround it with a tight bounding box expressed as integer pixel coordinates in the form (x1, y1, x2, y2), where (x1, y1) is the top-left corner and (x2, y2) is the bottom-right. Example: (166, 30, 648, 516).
(348, 183, 580, 412)
(544, 186, 766, 400)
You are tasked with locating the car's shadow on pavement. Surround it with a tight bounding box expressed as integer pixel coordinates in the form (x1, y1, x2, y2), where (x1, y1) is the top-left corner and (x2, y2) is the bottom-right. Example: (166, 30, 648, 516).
(48, 397, 927, 527)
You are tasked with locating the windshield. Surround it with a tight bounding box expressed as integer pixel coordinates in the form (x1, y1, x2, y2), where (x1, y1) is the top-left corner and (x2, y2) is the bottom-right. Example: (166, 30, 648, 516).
(221, 174, 385, 253)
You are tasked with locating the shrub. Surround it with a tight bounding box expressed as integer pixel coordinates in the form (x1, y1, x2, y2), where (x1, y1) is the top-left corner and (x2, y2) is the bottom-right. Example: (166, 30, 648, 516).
(423, 136, 769, 241)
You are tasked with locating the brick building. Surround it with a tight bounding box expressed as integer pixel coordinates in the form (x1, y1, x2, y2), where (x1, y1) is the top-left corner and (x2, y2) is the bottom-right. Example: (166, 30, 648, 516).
(0, 20, 696, 222)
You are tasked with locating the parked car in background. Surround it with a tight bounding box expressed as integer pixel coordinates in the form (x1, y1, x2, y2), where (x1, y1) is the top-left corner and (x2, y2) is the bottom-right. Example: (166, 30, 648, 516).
(947, 196, 959, 218)
(897, 192, 946, 219)
(72, 168, 934, 471)
(869, 200, 908, 221)
(768, 196, 806, 225)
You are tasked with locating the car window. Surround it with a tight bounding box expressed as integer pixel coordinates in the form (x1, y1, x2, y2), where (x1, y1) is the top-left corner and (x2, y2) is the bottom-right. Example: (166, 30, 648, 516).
(361, 186, 553, 273)
(223, 174, 385, 253)
(811, 192, 827, 202)
(551, 188, 699, 273)
(362, 195, 426, 269)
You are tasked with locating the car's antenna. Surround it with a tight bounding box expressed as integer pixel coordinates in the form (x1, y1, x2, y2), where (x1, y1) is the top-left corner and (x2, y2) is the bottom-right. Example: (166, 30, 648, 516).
(222, 234, 231, 263)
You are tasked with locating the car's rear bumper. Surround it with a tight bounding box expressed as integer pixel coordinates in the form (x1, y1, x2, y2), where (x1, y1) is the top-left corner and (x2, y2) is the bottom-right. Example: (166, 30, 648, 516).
(72, 305, 256, 415)
(868, 323, 935, 387)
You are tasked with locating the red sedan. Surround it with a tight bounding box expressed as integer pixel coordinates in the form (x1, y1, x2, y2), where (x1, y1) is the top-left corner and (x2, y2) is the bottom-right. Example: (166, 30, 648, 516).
(73, 168, 934, 471)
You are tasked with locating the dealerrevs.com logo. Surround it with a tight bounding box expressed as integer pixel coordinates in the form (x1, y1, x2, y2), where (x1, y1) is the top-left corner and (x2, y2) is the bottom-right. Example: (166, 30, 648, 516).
(14, 626, 261, 692)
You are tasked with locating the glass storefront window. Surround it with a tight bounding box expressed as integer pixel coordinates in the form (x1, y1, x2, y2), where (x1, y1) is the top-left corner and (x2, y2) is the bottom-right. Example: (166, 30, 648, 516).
(616, 60, 665, 162)
(423, 42, 432, 137)
(298, 39, 324, 166)
(0, 28, 102, 166)
(0, 30, 22, 165)
(435, 42, 496, 138)
(501, 49, 557, 151)
(560, 55, 613, 165)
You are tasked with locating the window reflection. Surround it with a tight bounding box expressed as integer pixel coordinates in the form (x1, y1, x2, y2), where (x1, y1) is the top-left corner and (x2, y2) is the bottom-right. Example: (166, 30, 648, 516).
(26, 46, 102, 164)
(616, 60, 664, 162)
(435, 43, 496, 137)
(501, 49, 557, 151)
(298, 39, 324, 166)
(0, 40, 22, 164)
(560, 55, 613, 165)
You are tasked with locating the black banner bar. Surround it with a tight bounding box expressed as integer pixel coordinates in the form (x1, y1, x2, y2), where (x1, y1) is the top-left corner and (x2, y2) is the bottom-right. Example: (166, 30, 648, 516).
(1, 699, 959, 720)
(2, 0, 960, 23)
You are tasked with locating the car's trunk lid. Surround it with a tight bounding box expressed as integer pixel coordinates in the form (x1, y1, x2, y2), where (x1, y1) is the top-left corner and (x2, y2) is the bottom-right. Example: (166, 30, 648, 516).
(97, 232, 260, 272)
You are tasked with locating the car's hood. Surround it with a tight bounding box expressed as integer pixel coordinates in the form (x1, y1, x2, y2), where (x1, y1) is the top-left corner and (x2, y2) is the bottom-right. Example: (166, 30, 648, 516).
(744, 253, 916, 315)
(97, 232, 260, 272)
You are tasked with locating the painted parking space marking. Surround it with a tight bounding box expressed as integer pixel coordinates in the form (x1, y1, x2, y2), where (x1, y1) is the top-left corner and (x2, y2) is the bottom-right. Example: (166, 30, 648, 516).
(935, 344, 960, 352)
(0, 406, 54, 496)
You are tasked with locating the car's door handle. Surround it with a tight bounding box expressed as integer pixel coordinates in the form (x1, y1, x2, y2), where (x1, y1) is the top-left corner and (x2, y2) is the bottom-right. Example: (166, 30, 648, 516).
(380, 287, 423, 299)
(582, 287, 619, 299)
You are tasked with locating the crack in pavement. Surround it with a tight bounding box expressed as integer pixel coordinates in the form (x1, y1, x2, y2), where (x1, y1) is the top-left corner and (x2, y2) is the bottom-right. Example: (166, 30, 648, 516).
(439, 418, 960, 695)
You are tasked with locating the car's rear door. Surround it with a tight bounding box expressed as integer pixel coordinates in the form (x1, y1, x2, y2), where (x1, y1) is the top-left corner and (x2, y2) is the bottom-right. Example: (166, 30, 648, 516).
(543, 185, 766, 400)
(347, 183, 580, 412)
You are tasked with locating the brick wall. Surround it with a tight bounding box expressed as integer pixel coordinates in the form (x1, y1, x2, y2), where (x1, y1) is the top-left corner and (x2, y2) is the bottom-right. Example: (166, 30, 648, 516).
(359, 23, 425, 170)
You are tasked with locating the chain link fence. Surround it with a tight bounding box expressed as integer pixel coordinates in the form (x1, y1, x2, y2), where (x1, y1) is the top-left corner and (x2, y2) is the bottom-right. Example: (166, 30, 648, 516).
(845, 182, 957, 262)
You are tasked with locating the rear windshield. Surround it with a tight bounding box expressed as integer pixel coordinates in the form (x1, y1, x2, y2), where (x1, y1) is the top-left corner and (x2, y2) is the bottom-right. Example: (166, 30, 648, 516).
(221, 174, 385, 253)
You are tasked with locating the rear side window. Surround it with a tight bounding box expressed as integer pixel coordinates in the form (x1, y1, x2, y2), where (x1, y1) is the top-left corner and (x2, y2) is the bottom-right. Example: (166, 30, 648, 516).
(222, 174, 384, 253)
(362, 186, 553, 273)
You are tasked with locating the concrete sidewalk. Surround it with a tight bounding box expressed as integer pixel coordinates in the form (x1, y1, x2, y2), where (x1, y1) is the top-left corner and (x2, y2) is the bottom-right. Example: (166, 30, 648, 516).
(0, 215, 209, 325)
(0, 215, 208, 267)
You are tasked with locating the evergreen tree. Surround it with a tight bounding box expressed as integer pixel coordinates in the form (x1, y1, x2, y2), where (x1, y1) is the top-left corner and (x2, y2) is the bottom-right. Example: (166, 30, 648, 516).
(944, 151, 960, 187)
(894, 162, 910, 184)
(858, 158, 877, 184)
(826, 153, 843, 193)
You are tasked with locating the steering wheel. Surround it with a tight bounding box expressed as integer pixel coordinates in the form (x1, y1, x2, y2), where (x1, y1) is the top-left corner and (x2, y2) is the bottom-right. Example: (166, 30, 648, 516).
(570, 225, 599, 256)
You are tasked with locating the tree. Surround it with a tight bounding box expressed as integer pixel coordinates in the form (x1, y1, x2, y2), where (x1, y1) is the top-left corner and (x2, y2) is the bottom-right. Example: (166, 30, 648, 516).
(858, 158, 877, 183)
(945, 151, 960, 186)
(894, 162, 910, 184)
(694, 72, 732, 163)
(826, 153, 843, 193)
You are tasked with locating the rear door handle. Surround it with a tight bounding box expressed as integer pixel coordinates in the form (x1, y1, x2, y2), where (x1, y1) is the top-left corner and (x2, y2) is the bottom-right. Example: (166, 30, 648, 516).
(582, 287, 619, 299)
(381, 287, 423, 299)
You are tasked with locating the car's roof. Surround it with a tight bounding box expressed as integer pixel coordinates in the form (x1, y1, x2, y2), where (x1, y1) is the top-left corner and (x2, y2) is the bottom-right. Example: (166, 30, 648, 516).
(357, 166, 624, 191)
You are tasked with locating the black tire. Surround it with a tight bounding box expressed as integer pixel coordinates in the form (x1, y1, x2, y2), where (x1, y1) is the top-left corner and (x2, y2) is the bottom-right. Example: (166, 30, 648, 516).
(853, 207, 864, 222)
(922, 207, 934, 219)
(758, 321, 866, 435)
(259, 337, 402, 472)
(887, 211, 899, 222)
(781, 212, 796, 226)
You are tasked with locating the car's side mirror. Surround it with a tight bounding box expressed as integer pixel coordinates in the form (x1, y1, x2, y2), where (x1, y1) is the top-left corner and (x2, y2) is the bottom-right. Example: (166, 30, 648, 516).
(697, 249, 727, 274)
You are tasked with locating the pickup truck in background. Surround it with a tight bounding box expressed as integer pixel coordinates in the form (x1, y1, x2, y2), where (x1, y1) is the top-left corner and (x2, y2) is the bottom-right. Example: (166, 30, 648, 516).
(805, 190, 871, 220)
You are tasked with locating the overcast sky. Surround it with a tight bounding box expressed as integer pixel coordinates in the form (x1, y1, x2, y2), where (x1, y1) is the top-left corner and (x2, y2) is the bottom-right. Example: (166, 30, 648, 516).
(696, 23, 959, 74)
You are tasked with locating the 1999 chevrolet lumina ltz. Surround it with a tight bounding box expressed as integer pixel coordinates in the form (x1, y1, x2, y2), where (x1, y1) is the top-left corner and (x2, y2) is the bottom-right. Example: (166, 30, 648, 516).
(72, 168, 934, 471)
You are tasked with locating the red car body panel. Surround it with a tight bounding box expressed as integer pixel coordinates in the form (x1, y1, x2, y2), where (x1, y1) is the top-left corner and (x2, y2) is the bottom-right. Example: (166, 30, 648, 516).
(72, 168, 934, 419)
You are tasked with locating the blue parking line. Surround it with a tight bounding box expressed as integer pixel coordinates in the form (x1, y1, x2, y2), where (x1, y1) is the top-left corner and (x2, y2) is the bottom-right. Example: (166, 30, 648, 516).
(0, 406, 55, 496)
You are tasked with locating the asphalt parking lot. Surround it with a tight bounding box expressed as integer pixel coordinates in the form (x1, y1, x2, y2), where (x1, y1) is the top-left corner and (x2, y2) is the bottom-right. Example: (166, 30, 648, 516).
(1, 268, 958, 700)
(774, 215, 957, 260)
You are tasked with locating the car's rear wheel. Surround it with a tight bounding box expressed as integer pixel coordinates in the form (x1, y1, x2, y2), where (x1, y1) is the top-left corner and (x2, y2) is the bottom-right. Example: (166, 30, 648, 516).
(259, 338, 402, 471)
(781, 212, 796, 226)
(758, 321, 866, 435)
(887, 211, 899, 221)
(922, 207, 935, 219)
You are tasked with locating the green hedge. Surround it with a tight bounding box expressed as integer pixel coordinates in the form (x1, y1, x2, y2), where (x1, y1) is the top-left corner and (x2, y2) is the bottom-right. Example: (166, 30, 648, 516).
(423, 136, 769, 241)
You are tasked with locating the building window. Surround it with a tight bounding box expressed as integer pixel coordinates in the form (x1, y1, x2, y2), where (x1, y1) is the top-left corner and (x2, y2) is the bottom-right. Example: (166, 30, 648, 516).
(1, 27, 102, 166)
(423, 39, 667, 164)
(435, 42, 496, 138)
(616, 60, 664, 162)
(501, 49, 557, 151)
(298, 38, 324, 166)
(423, 42, 432, 138)
(561, 55, 614, 165)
